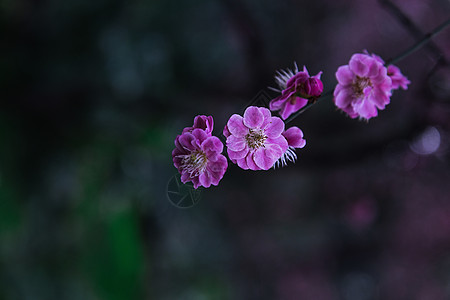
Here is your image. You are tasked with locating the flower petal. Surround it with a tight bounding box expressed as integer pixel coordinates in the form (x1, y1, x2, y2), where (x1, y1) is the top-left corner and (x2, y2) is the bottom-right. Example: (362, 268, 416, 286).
(246, 152, 260, 170)
(269, 96, 286, 111)
(243, 106, 265, 129)
(236, 157, 249, 170)
(199, 172, 212, 188)
(283, 126, 305, 148)
(260, 107, 273, 129)
(180, 171, 191, 184)
(349, 54, 369, 77)
(265, 117, 285, 138)
(353, 97, 378, 120)
(228, 147, 249, 160)
(178, 132, 197, 151)
(279, 97, 308, 120)
(336, 65, 354, 85)
(266, 136, 288, 155)
(227, 114, 248, 137)
(334, 86, 354, 109)
(369, 88, 390, 109)
(223, 125, 231, 138)
(191, 128, 208, 143)
(207, 156, 227, 186)
(202, 136, 223, 154)
(226, 135, 246, 151)
(253, 145, 281, 170)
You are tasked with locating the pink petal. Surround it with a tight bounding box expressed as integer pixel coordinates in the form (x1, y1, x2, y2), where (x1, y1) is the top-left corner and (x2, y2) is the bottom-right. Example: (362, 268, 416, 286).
(369, 88, 389, 109)
(260, 106, 273, 129)
(236, 157, 249, 170)
(207, 157, 227, 185)
(191, 177, 201, 189)
(265, 117, 285, 138)
(280, 97, 308, 120)
(288, 72, 308, 87)
(349, 54, 369, 77)
(269, 96, 286, 111)
(334, 87, 354, 109)
(180, 171, 191, 184)
(226, 135, 246, 151)
(172, 147, 185, 158)
(173, 156, 182, 168)
(199, 172, 212, 188)
(227, 114, 248, 137)
(243, 106, 264, 129)
(208, 155, 227, 174)
(178, 133, 197, 151)
(353, 97, 377, 119)
(246, 152, 260, 170)
(228, 147, 249, 160)
(336, 66, 354, 85)
(223, 125, 231, 138)
(366, 60, 381, 77)
(202, 136, 223, 154)
(266, 136, 288, 154)
(283, 126, 305, 148)
(253, 145, 282, 170)
(297, 139, 306, 148)
(371, 65, 388, 84)
(191, 128, 208, 143)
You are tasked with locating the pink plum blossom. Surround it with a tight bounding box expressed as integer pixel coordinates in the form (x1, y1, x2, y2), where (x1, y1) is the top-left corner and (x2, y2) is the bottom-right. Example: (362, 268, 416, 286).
(334, 53, 392, 120)
(173, 120, 227, 189)
(270, 64, 323, 120)
(225, 106, 288, 170)
(274, 126, 306, 168)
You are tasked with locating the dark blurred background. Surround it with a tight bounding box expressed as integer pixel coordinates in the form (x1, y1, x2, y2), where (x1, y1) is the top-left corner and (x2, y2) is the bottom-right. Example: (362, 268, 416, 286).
(1, 0, 450, 299)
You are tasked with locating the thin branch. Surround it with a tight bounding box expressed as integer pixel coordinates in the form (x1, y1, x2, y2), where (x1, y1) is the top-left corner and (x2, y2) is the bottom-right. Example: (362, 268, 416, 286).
(386, 17, 450, 65)
(379, 0, 449, 66)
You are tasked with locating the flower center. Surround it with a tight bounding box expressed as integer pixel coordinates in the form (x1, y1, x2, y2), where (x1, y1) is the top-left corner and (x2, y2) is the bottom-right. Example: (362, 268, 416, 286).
(245, 129, 267, 149)
(352, 76, 372, 98)
(180, 150, 208, 177)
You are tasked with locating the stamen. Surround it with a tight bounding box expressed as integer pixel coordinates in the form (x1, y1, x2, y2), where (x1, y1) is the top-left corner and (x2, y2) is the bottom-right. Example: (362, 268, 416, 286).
(273, 147, 297, 168)
(179, 150, 208, 177)
(274, 65, 297, 89)
(245, 129, 267, 149)
(352, 76, 372, 98)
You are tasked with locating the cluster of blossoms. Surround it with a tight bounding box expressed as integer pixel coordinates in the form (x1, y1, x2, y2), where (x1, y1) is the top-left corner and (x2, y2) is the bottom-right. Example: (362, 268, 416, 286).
(173, 51, 409, 189)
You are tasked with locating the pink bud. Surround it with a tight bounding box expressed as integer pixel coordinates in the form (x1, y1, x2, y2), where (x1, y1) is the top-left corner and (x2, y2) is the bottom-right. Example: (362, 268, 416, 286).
(301, 76, 323, 98)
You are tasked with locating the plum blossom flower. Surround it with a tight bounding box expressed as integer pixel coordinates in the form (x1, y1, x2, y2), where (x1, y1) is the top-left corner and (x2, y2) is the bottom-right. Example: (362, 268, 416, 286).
(270, 63, 323, 120)
(274, 126, 306, 168)
(172, 118, 227, 189)
(334, 53, 392, 120)
(182, 115, 214, 135)
(225, 106, 288, 170)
